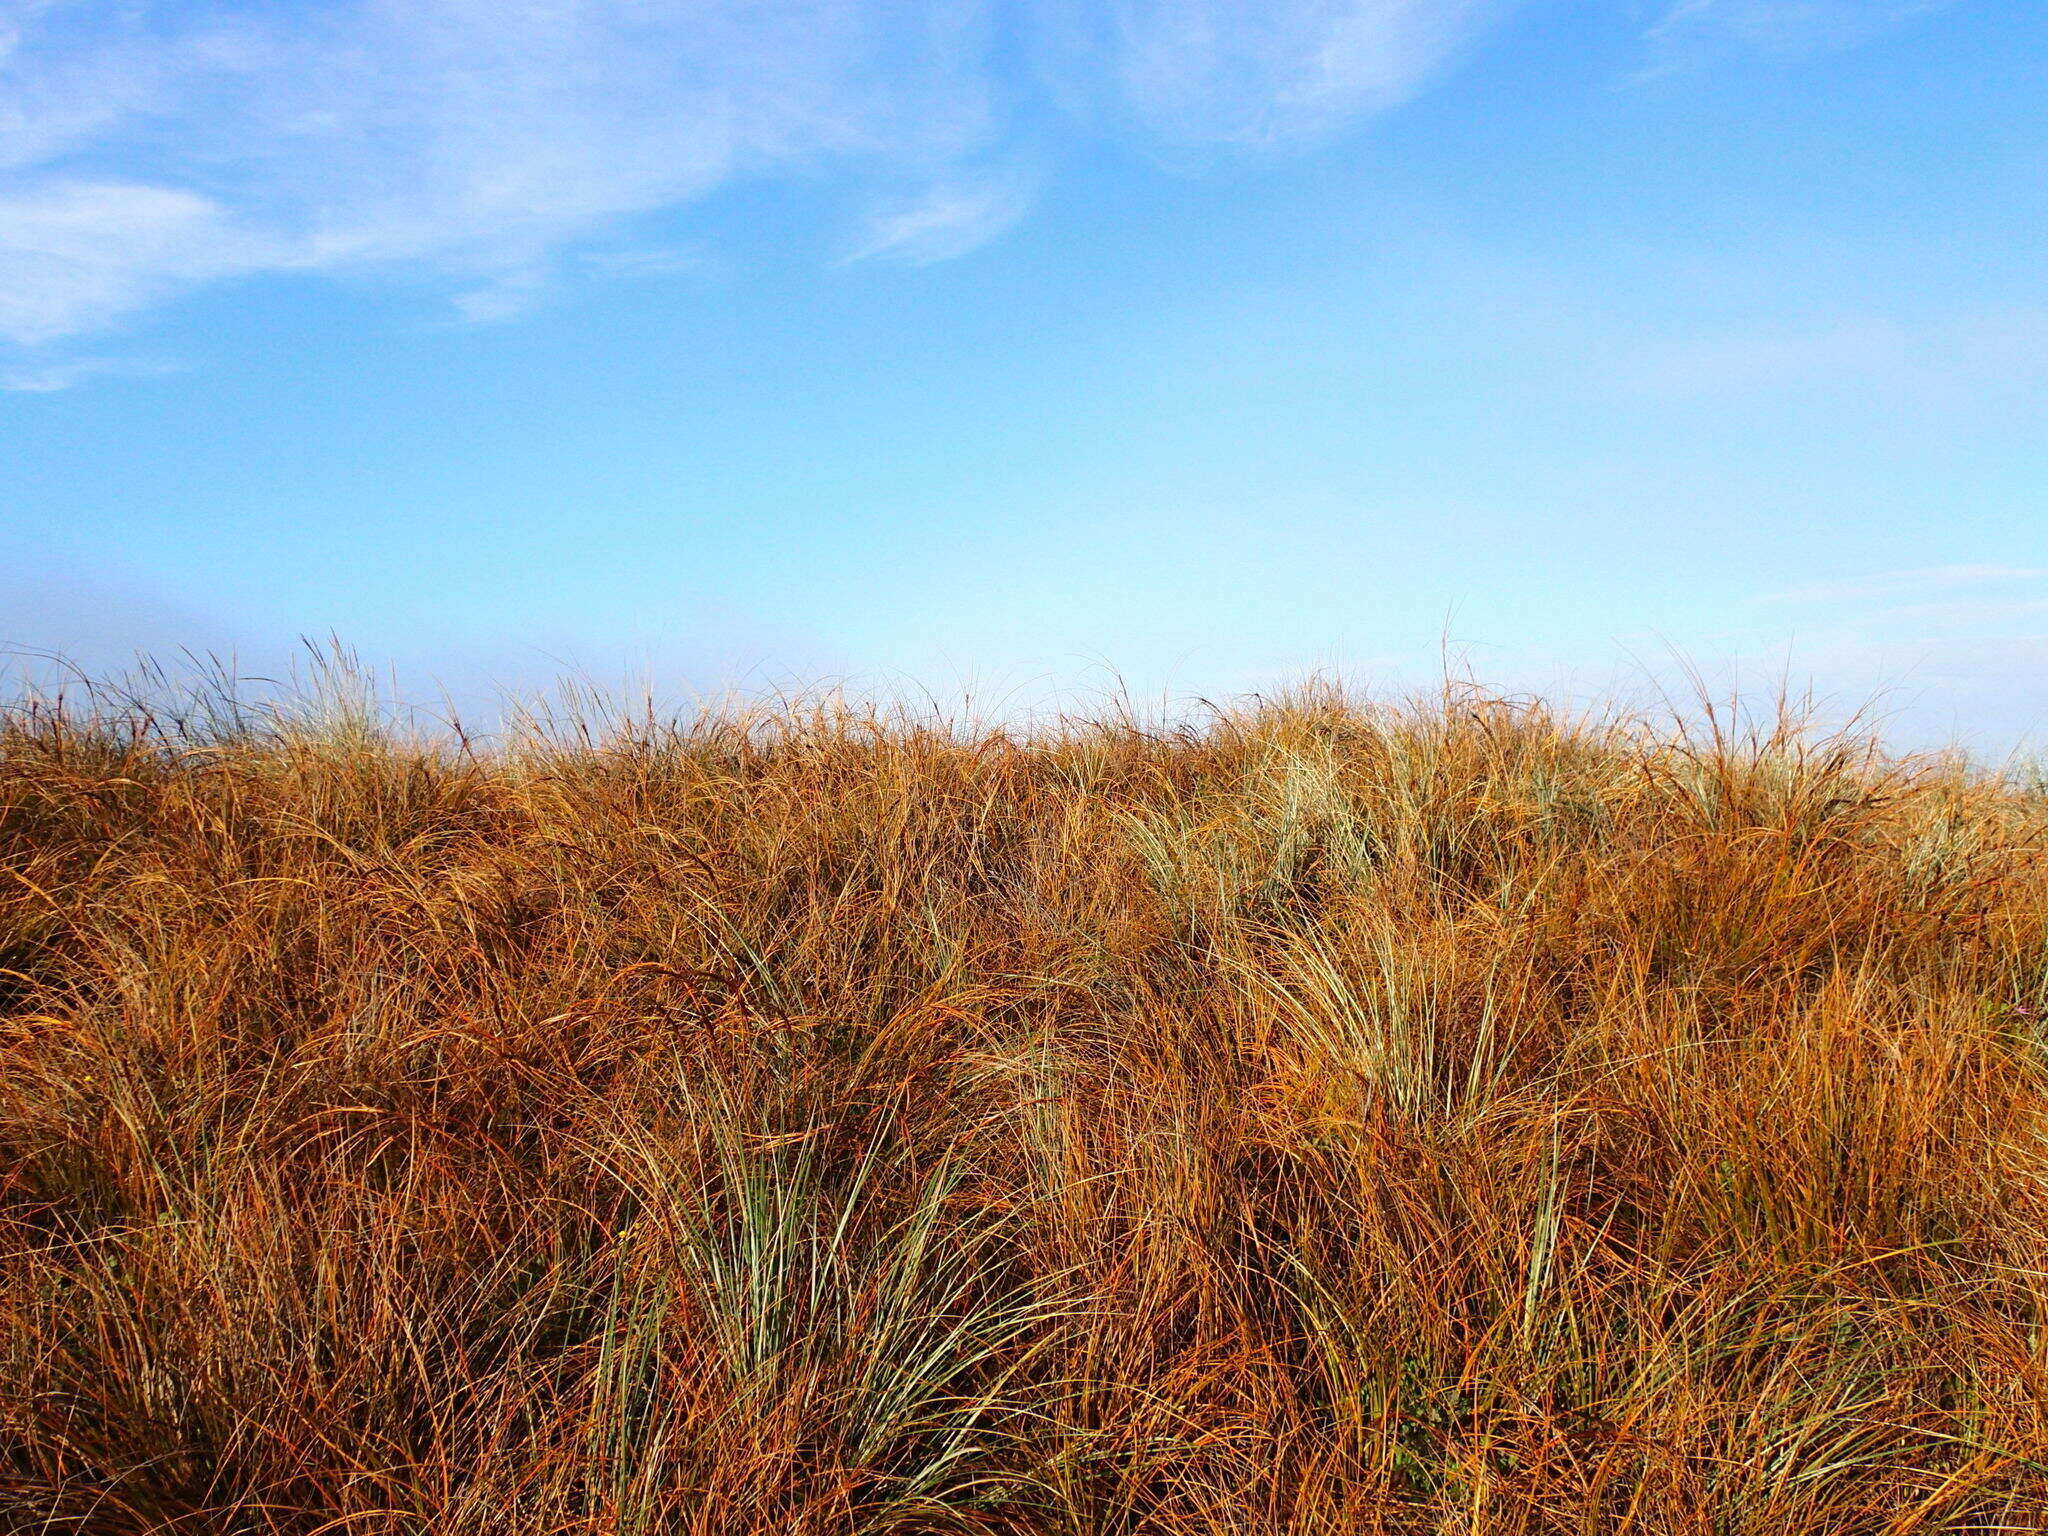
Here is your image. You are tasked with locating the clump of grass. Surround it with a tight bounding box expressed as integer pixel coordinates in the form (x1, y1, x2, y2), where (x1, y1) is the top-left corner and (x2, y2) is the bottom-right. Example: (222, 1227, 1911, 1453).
(2, 669, 2046, 1533)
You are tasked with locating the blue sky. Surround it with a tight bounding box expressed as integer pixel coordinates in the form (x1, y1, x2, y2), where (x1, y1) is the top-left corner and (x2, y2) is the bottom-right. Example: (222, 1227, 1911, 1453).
(2, 0, 2044, 745)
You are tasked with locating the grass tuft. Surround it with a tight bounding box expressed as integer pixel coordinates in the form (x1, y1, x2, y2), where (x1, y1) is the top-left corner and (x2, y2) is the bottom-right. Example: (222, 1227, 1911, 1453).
(2, 674, 2046, 1532)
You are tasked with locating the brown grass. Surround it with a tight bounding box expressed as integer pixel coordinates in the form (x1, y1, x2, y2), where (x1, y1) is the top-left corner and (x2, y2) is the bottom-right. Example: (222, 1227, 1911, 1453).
(3, 670, 2047, 1533)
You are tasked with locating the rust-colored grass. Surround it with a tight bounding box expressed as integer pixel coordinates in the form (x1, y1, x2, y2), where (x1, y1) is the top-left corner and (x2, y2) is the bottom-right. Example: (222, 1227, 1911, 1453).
(4, 672, 2047, 1533)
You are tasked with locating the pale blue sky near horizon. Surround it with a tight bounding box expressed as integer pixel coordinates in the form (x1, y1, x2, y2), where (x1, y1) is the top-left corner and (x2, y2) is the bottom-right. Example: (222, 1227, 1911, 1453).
(1, 0, 2044, 747)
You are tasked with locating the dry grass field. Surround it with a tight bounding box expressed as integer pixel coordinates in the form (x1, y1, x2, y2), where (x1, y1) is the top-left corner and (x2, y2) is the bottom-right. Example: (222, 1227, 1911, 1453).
(4, 671, 2048, 1534)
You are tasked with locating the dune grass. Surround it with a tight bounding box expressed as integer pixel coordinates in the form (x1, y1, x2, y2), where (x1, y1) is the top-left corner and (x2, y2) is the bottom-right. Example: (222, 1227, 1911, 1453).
(2, 671, 2047, 1533)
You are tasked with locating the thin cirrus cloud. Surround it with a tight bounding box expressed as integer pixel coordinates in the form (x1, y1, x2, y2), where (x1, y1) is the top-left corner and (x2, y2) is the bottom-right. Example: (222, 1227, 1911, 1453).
(0, 180, 273, 348)
(0, 0, 1517, 376)
(1760, 566, 2048, 608)
(1645, 0, 1953, 56)
(0, 0, 997, 349)
(1635, 310, 2048, 405)
(1101, 0, 1511, 147)
(1741, 564, 2048, 745)
(843, 164, 1042, 266)
(0, 350, 183, 395)
(0, 0, 1950, 383)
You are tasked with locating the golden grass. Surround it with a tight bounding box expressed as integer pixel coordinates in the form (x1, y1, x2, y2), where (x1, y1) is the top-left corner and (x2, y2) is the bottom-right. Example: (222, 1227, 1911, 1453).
(3, 672, 2047, 1533)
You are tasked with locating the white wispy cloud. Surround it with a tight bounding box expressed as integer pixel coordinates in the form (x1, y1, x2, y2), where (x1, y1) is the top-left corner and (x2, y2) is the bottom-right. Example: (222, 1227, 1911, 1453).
(1636, 309, 2048, 404)
(0, 0, 1940, 384)
(1731, 565, 2048, 747)
(0, 0, 1000, 350)
(1762, 566, 2048, 607)
(0, 350, 183, 394)
(844, 164, 1040, 265)
(575, 245, 708, 281)
(1098, 0, 1511, 146)
(0, 0, 1533, 379)
(1646, 0, 1953, 59)
(0, 179, 274, 345)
